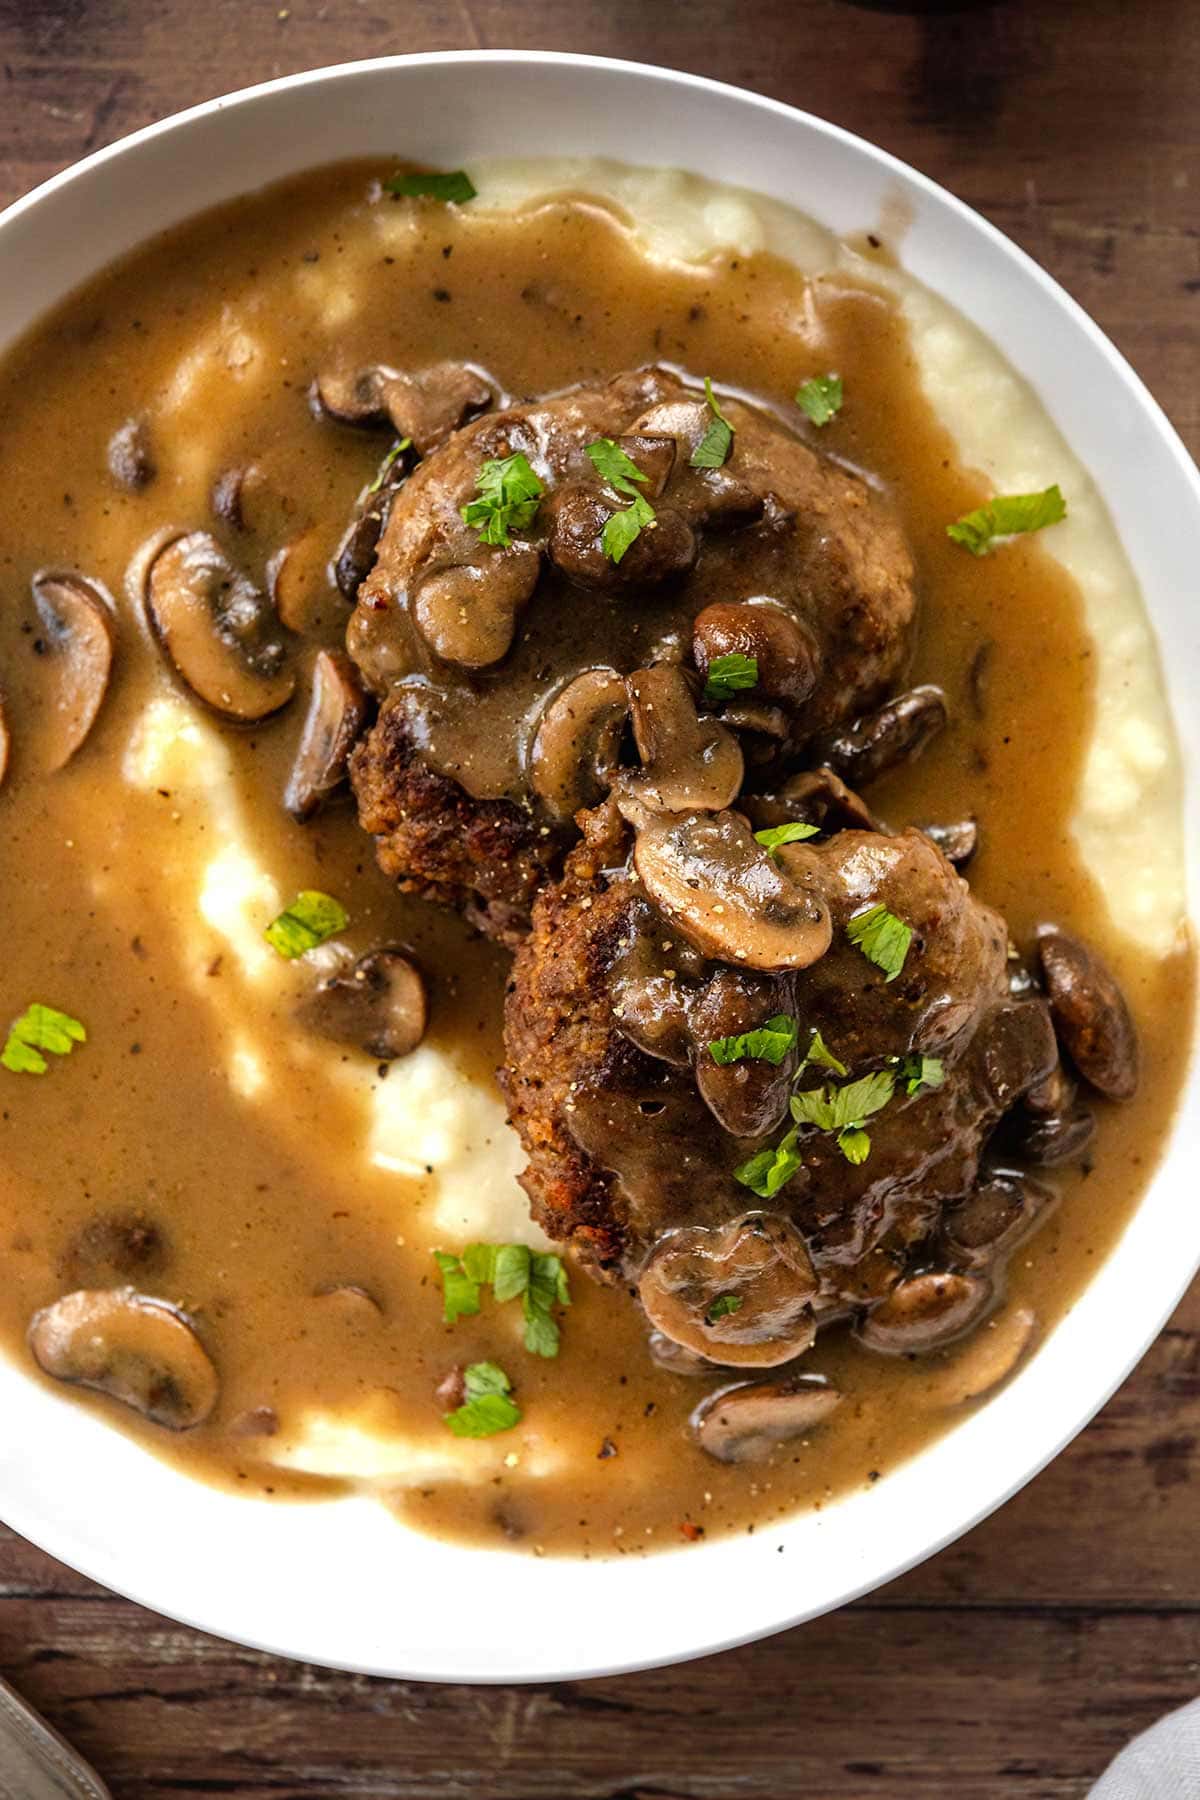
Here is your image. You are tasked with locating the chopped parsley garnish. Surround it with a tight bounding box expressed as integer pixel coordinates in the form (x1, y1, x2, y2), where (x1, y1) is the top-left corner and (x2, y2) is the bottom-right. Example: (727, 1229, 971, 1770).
(895, 1052, 946, 1096)
(734, 1131, 803, 1199)
(385, 169, 477, 204)
(946, 484, 1067, 556)
(791, 1067, 897, 1165)
(796, 373, 843, 426)
(2, 1004, 86, 1076)
(602, 491, 656, 564)
(460, 452, 543, 547)
(846, 903, 913, 982)
(586, 438, 657, 564)
(708, 1013, 799, 1068)
(703, 652, 758, 704)
(802, 1027, 847, 1078)
(433, 1242, 570, 1357)
(754, 820, 820, 858)
(690, 377, 734, 469)
(366, 438, 411, 495)
(264, 891, 348, 959)
(443, 1361, 522, 1438)
(706, 1294, 744, 1324)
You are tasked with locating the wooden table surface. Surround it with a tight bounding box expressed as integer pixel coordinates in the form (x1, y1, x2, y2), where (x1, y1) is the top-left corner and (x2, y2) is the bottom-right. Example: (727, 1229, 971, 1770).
(1, 1, 1198, 1794)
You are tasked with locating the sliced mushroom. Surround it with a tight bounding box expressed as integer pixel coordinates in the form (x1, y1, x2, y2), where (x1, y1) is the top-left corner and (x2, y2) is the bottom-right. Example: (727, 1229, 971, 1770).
(107, 417, 155, 491)
(313, 1282, 383, 1320)
(622, 664, 744, 813)
(143, 531, 295, 722)
(547, 483, 697, 591)
(690, 968, 795, 1138)
(976, 997, 1059, 1112)
(267, 534, 326, 636)
(1037, 926, 1139, 1100)
(922, 1306, 1038, 1408)
(855, 1270, 992, 1356)
(412, 543, 540, 669)
(335, 507, 386, 604)
(746, 766, 882, 836)
(312, 360, 493, 454)
(691, 1373, 843, 1464)
(30, 571, 118, 768)
(298, 948, 427, 1061)
(941, 1168, 1055, 1270)
(811, 684, 948, 788)
(919, 817, 979, 867)
(631, 807, 832, 972)
(28, 1288, 218, 1430)
(528, 667, 629, 821)
(1007, 1061, 1096, 1166)
(637, 1214, 819, 1368)
(615, 433, 676, 498)
(284, 650, 368, 821)
(692, 600, 819, 709)
(211, 466, 248, 529)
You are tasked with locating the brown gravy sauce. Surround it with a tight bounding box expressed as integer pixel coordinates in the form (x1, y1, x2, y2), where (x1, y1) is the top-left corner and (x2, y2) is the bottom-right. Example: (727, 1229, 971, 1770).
(0, 162, 1189, 1555)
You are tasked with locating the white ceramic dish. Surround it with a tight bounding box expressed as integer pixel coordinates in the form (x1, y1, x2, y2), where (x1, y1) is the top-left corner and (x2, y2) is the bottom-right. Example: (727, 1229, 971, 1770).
(0, 51, 1197, 1684)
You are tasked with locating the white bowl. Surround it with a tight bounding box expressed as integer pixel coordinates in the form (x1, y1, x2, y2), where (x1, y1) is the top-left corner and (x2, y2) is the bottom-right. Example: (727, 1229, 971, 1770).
(1, 51, 1197, 1683)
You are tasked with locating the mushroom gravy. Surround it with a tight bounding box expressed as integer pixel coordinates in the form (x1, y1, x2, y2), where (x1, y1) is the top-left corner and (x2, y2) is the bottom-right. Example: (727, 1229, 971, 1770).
(0, 161, 1190, 1555)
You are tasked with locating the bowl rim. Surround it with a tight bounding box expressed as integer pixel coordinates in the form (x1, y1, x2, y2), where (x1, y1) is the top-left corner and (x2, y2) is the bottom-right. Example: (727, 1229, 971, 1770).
(0, 47, 1197, 1684)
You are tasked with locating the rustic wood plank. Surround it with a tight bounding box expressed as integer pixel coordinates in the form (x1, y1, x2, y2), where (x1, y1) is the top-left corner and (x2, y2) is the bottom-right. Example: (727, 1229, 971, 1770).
(0, 0, 1197, 1794)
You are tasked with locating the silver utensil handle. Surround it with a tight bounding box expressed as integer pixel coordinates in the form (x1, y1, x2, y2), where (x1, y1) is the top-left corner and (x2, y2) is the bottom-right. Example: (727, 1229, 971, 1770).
(0, 1676, 111, 1800)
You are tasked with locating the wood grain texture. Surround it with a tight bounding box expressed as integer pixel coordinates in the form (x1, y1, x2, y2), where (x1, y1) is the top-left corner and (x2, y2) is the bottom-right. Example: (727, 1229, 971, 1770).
(0, 0, 1197, 1794)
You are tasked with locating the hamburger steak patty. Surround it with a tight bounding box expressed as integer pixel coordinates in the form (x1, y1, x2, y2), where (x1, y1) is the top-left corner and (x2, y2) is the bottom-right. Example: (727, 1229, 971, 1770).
(346, 366, 919, 935)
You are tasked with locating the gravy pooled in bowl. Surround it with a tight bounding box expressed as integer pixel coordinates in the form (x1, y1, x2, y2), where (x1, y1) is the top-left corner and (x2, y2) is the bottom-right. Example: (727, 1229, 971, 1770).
(0, 159, 1190, 1554)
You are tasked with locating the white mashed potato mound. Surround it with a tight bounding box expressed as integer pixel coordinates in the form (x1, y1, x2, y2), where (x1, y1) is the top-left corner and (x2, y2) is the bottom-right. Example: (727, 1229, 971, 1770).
(118, 163, 1187, 1482)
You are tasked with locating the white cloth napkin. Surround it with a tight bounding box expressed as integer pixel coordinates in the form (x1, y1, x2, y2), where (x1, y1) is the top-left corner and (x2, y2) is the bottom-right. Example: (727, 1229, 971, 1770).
(1092, 1700, 1200, 1796)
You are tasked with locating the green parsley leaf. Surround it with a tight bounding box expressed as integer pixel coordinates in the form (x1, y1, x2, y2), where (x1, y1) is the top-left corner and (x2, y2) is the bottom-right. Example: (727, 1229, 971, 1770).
(837, 1127, 871, 1165)
(796, 373, 843, 426)
(433, 1251, 482, 1324)
(709, 1013, 799, 1068)
(601, 491, 656, 564)
(443, 1361, 522, 1438)
(706, 1293, 744, 1324)
(461, 452, 543, 548)
(461, 1242, 498, 1287)
(522, 1251, 571, 1358)
(492, 1243, 533, 1306)
(385, 169, 477, 204)
(264, 891, 348, 959)
(754, 820, 820, 859)
(366, 438, 411, 495)
(895, 1052, 946, 1096)
(690, 377, 734, 469)
(2, 1003, 87, 1077)
(803, 1027, 847, 1078)
(703, 652, 759, 704)
(946, 484, 1067, 556)
(846, 903, 913, 982)
(585, 437, 651, 498)
(735, 1129, 802, 1199)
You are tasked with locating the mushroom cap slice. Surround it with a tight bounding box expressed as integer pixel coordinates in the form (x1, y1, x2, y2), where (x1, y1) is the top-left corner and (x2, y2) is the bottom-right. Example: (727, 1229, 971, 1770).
(30, 571, 118, 769)
(637, 1213, 819, 1368)
(528, 667, 629, 822)
(921, 1305, 1038, 1409)
(28, 1287, 218, 1430)
(623, 664, 744, 814)
(144, 531, 295, 722)
(313, 360, 494, 454)
(1037, 926, 1140, 1101)
(691, 1373, 843, 1464)
(284, 650, 368, 822)
(412, 545, 541, 670)
(632, 807, 832, 972)
(855, 1270, 993, 1356)
(298, 948, 427, 1061)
